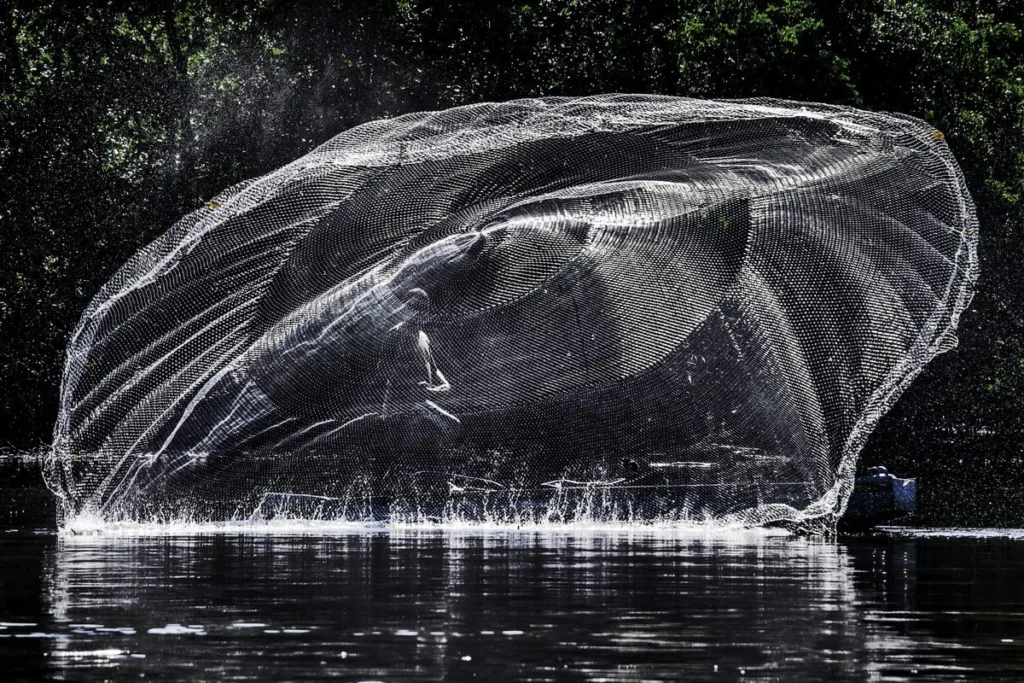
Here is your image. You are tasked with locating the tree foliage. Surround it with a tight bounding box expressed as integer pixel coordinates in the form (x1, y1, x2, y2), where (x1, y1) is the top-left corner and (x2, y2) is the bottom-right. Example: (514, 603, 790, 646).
(2, 0, 1022, 521)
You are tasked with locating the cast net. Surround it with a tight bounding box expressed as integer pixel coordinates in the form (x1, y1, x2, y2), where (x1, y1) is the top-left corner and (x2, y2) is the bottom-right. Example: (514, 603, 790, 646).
(45, 95, 978, 529)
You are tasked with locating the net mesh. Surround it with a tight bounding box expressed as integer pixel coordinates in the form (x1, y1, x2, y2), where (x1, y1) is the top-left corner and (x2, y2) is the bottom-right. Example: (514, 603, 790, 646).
(45, 95, 978, 529)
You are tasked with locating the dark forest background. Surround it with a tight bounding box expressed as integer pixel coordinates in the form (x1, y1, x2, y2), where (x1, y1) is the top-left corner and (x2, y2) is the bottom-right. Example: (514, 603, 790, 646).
(1, 0, 1022, 525)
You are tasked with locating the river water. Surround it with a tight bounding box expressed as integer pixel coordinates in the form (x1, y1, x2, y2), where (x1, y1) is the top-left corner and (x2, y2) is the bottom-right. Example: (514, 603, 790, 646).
(1, 525, 1022, 681)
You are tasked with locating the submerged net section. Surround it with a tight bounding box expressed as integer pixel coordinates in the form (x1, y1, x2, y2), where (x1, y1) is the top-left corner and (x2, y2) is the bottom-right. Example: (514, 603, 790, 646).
(45, 95, 978, 529)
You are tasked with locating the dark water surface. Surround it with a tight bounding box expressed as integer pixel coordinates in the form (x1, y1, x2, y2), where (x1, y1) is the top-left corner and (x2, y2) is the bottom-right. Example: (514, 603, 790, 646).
(1, 527, 1023, 681)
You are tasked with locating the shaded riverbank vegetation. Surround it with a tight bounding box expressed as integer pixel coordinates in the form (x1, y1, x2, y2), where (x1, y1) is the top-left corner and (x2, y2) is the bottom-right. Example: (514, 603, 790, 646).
(2, 1, 1022, 524)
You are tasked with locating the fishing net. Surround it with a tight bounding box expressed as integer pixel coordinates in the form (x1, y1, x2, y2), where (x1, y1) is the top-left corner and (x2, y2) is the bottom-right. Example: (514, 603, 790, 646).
(45, 95, 978, 529)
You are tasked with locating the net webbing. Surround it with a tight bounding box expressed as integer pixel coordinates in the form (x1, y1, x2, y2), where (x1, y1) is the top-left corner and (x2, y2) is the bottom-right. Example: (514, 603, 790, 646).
(45, 95, 979, 528)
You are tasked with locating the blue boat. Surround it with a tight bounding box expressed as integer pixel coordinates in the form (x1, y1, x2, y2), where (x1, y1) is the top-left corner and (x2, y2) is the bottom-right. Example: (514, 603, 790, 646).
(841, 466, 917, 530)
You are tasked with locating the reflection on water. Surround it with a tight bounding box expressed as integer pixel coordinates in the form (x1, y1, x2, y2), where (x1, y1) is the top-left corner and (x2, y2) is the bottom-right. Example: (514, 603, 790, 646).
(0, 528, 1022, 681)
